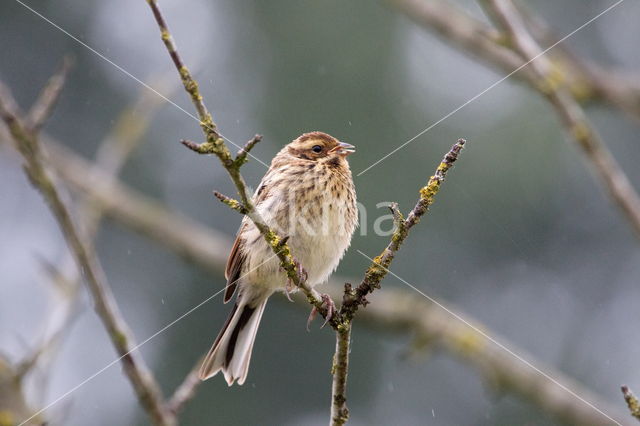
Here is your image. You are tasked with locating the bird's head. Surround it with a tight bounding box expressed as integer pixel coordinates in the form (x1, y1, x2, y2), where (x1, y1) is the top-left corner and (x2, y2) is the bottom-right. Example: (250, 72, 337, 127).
(286, 132, 355, 165)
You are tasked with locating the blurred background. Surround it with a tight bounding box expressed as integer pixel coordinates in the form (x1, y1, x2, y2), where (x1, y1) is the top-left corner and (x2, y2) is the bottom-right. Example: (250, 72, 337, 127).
(1, 0, 640, 424)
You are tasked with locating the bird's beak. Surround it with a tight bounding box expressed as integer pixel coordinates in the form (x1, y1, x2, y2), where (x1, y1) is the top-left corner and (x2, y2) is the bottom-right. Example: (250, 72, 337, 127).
(330, 141, 356, 156)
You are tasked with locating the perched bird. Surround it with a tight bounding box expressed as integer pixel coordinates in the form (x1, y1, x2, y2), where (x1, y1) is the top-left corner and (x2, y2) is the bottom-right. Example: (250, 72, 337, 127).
(199, 131, 358, 385)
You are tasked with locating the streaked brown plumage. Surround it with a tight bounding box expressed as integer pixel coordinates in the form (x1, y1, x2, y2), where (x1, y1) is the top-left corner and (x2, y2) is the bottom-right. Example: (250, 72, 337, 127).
(199, 131, 358, 385)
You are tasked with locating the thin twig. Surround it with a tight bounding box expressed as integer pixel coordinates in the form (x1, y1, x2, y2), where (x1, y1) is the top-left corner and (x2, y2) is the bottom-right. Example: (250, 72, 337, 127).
(213, 191, 247, 214)
(32, 134, 629, 425)
(478, 0, 640, 238)
(26, 57, 71, 132)
(622, 386, 640, 422)
(235, 134, 263, 166)
(0, 78, 173, 426)
(166, 360, 203, 416)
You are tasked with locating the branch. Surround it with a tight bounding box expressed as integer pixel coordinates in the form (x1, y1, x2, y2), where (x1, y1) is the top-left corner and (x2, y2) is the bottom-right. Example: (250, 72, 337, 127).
(477, 0, 640, 239)
(388, 0, 640, 122)
(0, 78, 173, 426)
(26, 57, 71, 132)
(166, 359, 203, 416)
(330, 325, 351, 426)
(145, 0, 329, 321)
(329, 139, 466, 425)
(622, 386, 640, 422)
(340, 139, 466, 324)
(34, 135, 629, 425)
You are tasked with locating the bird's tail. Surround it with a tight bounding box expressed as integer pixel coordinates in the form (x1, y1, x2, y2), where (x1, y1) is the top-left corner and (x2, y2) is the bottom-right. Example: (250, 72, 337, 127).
(199, 295, 268, 385)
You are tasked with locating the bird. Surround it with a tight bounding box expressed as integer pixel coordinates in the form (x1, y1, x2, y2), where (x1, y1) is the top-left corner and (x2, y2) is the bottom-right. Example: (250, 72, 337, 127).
(199, 131, 358, 385)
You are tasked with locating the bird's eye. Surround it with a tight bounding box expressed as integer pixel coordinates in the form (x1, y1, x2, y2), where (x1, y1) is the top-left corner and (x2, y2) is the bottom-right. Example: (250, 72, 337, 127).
(312, 145, 323, 153)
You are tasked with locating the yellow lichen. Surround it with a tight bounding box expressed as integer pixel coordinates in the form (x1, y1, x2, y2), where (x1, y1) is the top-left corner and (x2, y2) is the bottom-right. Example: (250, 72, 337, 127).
(0, 411, 14, 426)
(453, 330, 485, 355)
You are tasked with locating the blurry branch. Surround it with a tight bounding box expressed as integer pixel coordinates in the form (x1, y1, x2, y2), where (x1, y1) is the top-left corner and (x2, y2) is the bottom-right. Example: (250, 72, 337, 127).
(31, 134, 629, 425)
(475, 0, 640, 238)
(0, 71, 173, 426)
(29, 259, 82, 372)
(144, 0, 329, 318)
(391, 0, 640, 238)
(26, 57, 71, 133)
(622, 386, 640, 422)
(165, 361, 202, 417)
(388, 0, 640, 122)
(45, 140, 230, 271)
(350, 288, 627, 426)
(329, 139, 466, 425)
(0, 356, 44, 426)
(41, 72, 174, 366)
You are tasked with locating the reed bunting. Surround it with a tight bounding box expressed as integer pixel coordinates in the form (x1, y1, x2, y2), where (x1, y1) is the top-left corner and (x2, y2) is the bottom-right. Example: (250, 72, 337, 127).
(199, 131, 358, 385)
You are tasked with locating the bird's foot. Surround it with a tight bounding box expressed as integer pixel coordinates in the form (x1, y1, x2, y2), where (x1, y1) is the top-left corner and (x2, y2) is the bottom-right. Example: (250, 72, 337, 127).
(306, 293, 335, 331)
(294, 258, 308, 283)
(284, 278, 295, 302)
(282, 258, 307, 302)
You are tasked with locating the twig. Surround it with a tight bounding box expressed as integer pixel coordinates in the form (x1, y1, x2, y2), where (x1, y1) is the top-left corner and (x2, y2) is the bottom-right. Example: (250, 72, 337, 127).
(327, 139, 466, 424)
(622, 386, 640, 422)
(212, 191, 247, 214)
(0, 78, 173, 426)
(145, 0, 329, 320)
(166, 360, 203, 416)
(26, 57, 71, 132)
(478, 0, 640, 238)
(340, 139, 466, 324)
(34, 134, 629, 425)
(235, 134, 263, 166)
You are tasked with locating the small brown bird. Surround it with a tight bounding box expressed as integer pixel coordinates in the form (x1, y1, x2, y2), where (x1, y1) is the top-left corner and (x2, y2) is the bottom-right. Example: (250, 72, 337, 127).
(199, 131, 358, 385)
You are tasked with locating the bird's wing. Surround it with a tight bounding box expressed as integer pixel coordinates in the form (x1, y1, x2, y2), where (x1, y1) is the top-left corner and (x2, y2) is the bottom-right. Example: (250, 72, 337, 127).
(223, 170, 275, 303)
(224, 224, 246, 303)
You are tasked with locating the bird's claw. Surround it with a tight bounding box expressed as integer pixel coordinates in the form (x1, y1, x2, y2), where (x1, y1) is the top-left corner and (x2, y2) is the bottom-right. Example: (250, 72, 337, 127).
(306, 293, 335, 331)
(282, 258, 307, 302)
(284, 278, 295, 302)
(294, 259, 308, 283)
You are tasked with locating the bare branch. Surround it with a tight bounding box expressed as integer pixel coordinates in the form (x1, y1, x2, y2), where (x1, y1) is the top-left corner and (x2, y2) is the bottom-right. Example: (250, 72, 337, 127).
(389, 0, 640, 121)
(329, 139, 467, 424)
(477, 0, 640, 238)
(145, 0, 329, 322)
(26, 57, 71, 132)
(35, 134, 629, 425)
(330, 326, 351, 426)
(0, 77, 173, 426)
(166, 360, 203, 416)
(340, 139, 466, 324)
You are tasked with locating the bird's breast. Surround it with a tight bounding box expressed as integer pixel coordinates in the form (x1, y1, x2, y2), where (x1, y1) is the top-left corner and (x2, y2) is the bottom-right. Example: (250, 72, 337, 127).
(257, 170, 357, 285)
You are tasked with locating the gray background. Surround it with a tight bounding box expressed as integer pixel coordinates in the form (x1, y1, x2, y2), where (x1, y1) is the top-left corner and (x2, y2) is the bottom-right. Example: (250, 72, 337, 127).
(1, 0, 639, 425)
